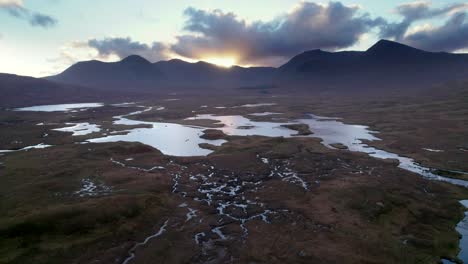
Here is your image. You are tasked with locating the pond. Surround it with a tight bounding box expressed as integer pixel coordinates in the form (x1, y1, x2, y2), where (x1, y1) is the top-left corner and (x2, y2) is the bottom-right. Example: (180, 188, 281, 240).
(14, 103, 103, 112)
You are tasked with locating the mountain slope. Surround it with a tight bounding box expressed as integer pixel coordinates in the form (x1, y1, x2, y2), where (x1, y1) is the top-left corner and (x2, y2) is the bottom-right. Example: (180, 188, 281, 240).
(49, 55, 164, 89)
(278, 40, 468, 90)
(0, 73, 129, 107)
(48, 56, 276, 91)
(47, 40, 468, 92)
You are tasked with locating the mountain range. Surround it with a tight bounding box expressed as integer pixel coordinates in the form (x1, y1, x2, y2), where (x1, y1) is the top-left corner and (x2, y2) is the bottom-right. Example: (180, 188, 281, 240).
(47, 39, 468, 92)
(1, 39, 467, 107)
(47, 55, 276, 91)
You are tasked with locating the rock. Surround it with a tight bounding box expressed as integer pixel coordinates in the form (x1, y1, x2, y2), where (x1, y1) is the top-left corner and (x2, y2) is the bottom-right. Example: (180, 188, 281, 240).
(237, 125, 255, 130)
(200, 129, 227, 140)
(330, 143, 348, 150)
(382, 158, 400, 166)
(281, 124, 313, 136)
(199, 143, 219, 151)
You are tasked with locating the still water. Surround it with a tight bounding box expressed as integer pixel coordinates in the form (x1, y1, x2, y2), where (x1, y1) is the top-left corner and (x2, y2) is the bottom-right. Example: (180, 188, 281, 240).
(15, 103, 103, 112)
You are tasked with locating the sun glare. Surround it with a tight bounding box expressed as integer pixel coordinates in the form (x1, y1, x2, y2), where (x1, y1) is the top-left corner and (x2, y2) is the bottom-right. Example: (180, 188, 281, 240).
(203, 57, 237, 68)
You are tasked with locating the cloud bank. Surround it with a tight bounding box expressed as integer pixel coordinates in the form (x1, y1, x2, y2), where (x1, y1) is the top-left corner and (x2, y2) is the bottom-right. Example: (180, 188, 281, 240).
(380, 1, 468, 51)
(0, 0, 57, 28)
(171, 2, 385, 65)
(57, 1, 468, 72)
(403, 12, 468, 52)
(88, 37, 168, 62)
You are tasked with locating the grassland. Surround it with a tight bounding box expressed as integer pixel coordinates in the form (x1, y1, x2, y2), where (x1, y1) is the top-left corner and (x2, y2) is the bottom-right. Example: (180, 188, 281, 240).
(0, 85, 467, 263)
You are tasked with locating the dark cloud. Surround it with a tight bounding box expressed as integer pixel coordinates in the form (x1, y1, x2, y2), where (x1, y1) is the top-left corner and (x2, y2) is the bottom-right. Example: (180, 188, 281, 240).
(0, 1, 57, 28)
(171, 2, 385, 65)
(397, 1, 467, 21)
(379, 21, 411, 40)
(380, 1, 468, 42)
(88, 37, 168, 62)
(30, 12, 56, 27)
(402, 12, 468, 52)
(56, 1, 468, 69)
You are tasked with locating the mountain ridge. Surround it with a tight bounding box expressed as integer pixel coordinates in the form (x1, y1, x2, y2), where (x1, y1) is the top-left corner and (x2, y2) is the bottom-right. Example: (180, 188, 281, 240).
(0, 73, 132, 107)
(45, 39, 468, 92)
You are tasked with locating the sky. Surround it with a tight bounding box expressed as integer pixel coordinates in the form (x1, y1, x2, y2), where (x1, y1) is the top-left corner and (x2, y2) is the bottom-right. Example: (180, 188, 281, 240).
(0, 0, 467, 77)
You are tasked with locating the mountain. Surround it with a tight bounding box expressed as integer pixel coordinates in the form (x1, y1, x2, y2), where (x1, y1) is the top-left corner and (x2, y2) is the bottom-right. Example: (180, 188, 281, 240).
(47, 39, 468, 92)
(278, 40, 468, 91)
(49, 55, 164, 89)
(0, 73, 130, 107)
(48, 57, 276, 91)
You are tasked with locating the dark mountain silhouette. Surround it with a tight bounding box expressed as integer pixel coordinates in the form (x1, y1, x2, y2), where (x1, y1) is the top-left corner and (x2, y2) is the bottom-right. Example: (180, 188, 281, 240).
(49, 55, 164, 89)
(0, 73, 130, 107)
(37, 39, 468, 93)
(278, 40, 468, 91)
(3, 40, 467, 107)
(365, 39, 427, 57)
(49, 56, 275, 91)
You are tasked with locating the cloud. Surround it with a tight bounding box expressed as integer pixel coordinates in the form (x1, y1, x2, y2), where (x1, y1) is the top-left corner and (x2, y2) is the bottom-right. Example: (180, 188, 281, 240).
(0, 0, 22, 7)
(44, 40, 123, 76)
(48, 0, 468, 74)
(171, 2, 385, 65)
(0, 0, 57, 28)
(397, 1, 467, 20)
(46, 37, 171, 76)
(402, 12, 468, 51)
(87, 37, 169, 62)
(380, 1, 468, 41)
(29, 12, 56, 27)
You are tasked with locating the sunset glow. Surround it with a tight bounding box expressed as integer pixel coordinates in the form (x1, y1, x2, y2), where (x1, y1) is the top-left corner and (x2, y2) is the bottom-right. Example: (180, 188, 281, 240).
(2, 1, 468, 263)
(202, 57, 237, 68)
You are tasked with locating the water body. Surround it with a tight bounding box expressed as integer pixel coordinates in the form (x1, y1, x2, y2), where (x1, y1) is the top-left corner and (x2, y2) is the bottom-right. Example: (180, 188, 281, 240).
(8, 104, 468, 261)
(248, 112, 282, 116)
(89, 125, 226, 156)
(15, 103, 103, 112)
(0, 143, 52, 153)
(87, 111, 468, 187)
(186, 114, 296, 137)
(457, 201, 468, 263)
(53, 123, 101, 136)
(111, 102, 137, 107)
(423, 148, 444, 152)
(88, 110, 226, 157)
(296, 117, 468, 187)
(442, 200, 468, 264)
(122, 220, 169, 264)
(234, 103, 277, 108)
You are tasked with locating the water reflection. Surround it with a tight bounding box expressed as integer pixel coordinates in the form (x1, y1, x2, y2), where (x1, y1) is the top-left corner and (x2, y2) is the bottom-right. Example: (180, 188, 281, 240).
(52, 109, 468, 187)
(248, 112, 282, 116)
(458, 200, 468, 263)
(297, 117, 468, 187)
(88, 110, 226, 157)
(89, 124, 225, 156)
(15, 103, 103, 112)
(53, 123, 101, 136)
(186, 114, 296, 137)
(0, 143, 51, 153)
